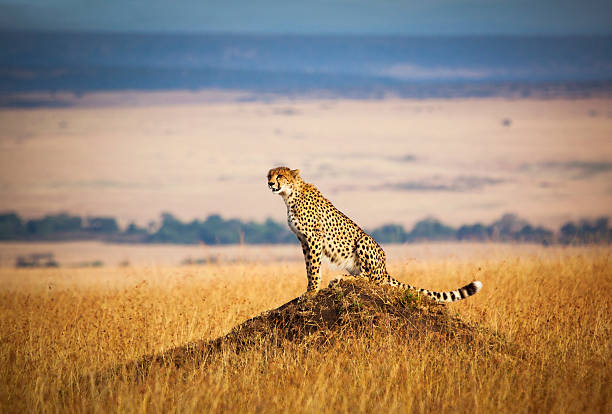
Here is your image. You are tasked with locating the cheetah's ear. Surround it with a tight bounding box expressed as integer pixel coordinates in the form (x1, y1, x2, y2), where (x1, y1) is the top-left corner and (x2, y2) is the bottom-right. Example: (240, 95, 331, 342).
(290, 169, 301, 178)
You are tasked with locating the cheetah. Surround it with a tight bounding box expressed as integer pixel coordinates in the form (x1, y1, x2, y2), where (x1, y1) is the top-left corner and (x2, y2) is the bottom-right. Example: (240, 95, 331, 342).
(267, 166, 482, 303)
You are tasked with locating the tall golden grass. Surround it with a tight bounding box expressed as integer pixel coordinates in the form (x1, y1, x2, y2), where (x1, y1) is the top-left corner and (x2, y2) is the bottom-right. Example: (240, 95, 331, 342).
(0, 246, 610, 413)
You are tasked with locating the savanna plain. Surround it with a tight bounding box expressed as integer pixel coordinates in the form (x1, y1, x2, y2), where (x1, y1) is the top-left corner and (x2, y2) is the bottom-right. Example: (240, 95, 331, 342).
(0, 244, 610, 413)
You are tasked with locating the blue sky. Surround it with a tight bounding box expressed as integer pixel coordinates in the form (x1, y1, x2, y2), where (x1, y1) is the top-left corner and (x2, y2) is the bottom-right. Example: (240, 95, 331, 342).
(0, 0, 611, 35)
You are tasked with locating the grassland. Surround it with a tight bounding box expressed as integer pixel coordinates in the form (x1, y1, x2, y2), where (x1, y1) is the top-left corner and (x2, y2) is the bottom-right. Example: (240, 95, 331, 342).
(0, 245, 610, 413)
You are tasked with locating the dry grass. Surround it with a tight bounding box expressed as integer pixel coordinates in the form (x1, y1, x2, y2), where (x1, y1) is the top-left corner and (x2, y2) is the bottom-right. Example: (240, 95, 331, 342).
(0, 246, 610, 413)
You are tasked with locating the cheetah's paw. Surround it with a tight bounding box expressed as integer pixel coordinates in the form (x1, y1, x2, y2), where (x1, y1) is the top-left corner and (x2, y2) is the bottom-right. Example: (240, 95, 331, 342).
(328, 278, 341, 288)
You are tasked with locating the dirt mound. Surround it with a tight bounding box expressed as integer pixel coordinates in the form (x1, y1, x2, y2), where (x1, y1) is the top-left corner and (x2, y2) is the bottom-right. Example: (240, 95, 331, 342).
(108, 279, 515, 381)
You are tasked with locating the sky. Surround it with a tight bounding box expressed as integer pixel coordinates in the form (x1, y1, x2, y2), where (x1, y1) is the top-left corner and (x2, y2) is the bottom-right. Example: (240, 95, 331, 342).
(0, 0, 611, 35)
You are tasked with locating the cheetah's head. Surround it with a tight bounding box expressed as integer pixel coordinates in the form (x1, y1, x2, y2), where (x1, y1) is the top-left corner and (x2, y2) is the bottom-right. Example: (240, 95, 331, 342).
(267, 167, 301, 196)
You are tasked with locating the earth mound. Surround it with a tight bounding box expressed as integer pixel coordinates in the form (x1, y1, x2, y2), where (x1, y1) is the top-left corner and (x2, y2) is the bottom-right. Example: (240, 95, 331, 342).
(113, 279, 515, 380)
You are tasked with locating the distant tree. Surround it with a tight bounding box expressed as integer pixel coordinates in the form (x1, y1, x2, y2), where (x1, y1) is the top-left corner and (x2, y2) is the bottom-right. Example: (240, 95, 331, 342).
(370, 224, 408, 244)
(585, 217, 610, 243)
(559, 217, 610, 244)
(146, 213, 292, 245)
(457, 223, 489, 241)
(243, 218, 294, 244)
(198, 214, 241, 244)
(559, 222, 578, 244)
(86, 217, 119, 233)
(407, 218, 456, 241)
(2, 209, 607, 246)
(149, 213, 199, 244)
(113, 221, 150, 243)
(489, 214, 529, 241)
(516, 225, 554, 245)
(125, 222, 148, 235)
(26, 213, 82, 237)
(0, 212, 25, 240)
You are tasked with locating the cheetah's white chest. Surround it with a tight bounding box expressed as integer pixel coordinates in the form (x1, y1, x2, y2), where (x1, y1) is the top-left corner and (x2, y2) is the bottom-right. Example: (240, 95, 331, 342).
(328, 251, 360, 275)
(287, 212, 302, 238)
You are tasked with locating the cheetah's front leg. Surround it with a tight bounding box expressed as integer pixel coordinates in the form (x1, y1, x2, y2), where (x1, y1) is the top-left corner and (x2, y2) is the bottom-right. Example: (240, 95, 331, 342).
(300, 238, 322, 292)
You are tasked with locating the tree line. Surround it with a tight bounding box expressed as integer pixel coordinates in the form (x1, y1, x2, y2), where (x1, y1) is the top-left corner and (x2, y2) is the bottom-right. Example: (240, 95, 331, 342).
(0, 211, 610, 245)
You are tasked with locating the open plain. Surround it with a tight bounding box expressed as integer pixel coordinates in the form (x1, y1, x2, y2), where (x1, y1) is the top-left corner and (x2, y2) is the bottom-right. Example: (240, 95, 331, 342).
(0, 244, 610, 413)
(1, 96, 611, 230)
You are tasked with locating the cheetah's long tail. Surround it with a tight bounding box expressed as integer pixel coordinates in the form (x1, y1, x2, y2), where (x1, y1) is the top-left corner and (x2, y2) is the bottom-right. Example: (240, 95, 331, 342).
(389, 276, 483, 303)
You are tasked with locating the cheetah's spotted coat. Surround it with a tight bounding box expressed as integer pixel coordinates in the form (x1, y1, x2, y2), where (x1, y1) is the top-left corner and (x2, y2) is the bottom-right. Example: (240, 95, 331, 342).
(268, 167, 482, 303)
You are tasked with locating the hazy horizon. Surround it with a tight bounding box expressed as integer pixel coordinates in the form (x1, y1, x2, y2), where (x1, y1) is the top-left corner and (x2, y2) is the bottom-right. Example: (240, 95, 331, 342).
(1, 97, 610, 231)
